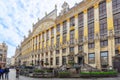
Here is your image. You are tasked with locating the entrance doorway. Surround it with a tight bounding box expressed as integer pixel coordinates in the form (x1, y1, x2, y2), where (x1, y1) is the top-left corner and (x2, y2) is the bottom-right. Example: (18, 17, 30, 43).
(78, 57, 84, 65)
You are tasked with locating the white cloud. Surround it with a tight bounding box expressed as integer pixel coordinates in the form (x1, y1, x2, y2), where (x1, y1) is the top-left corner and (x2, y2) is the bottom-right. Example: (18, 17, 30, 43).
(0, 0, 83, 58)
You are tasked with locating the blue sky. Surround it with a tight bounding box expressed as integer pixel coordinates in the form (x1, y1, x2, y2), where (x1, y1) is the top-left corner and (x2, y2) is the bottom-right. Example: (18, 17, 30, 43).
(0, 0, 82, 58)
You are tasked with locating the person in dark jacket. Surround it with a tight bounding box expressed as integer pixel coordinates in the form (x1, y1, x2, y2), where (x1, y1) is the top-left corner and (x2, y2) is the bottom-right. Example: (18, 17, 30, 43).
(0, 66, 2, 79)
(0, 67, 4, 80)
(16, 67, 19, 78)
(4, 67, 9, 80)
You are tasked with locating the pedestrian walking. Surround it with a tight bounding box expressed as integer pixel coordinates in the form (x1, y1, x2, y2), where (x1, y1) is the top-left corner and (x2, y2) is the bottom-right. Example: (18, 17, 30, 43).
(0, 67, 5, 80)
(16, 67, 19, 78)
(4, 67, 10, 80)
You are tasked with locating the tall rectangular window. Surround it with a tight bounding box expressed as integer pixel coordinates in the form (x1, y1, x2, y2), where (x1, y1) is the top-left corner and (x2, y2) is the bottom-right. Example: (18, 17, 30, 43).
(112, 0, 120, 10)
(101, 52, 108, 65)
(39, 35, 41, 49)
(99, 1, 106, 16)
(46, 31, 49, 41)
(70, 47, 74, 53)
(50, 58, 53, 65)
(113, 13, 120, 33)
(51, 27, 54, 35)
(70, 30, 74, 44)
(56, 57, 59, 65)
(56, 50, 59, 54)
(78, 45, 83, 51)
(63, 20, 67, 33)
(100, 18, 107, 37)
(113, 9, 120, 44)
(46, 58, 48, 64)
(51, 38, 54, 46)
(78, 27, 83, 42)
(62, 56, 66, 65)
(88, 7, 94, 20)
(70, 16, 75, 27)
(88, 53, 95, 64)
(78, 12, 83, 26)
(42, 34, 44, 48)
(62, 48, 66, 53)
(88, 22, 94, 40)
(56, 24, 60, 33)
(100, 40, 108, 47)
(88, 43, 94, 49)
(115, 37, 120, 44)
(56, 35, 60, 47)
(63, 33, 67, 44)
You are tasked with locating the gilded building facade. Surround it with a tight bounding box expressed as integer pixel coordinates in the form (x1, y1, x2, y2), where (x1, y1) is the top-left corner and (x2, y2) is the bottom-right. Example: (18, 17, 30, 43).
(18, 0, 120, 69)
(14, 46, 21, 66)
(0, 42, 7, 67)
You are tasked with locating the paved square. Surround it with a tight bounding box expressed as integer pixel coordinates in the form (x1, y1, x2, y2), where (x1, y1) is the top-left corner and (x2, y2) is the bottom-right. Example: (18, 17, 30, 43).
(8, 69, 120, 80)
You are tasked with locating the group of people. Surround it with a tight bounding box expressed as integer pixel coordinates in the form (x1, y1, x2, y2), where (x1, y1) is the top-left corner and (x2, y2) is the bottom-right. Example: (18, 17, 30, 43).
(0, 66, 9, 80)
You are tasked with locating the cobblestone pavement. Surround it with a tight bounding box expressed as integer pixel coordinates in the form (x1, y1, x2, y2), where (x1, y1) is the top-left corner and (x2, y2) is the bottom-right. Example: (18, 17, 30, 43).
(9, 69, 120, 80)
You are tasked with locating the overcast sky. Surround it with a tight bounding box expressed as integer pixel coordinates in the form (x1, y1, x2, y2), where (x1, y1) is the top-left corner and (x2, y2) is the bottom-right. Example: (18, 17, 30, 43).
(0, 0, 83, 58)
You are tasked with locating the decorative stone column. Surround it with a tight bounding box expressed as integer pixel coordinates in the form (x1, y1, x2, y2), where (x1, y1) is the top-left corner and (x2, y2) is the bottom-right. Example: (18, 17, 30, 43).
(83, 9, 88, 64)
(94, 3, 101, 69)
(60, 23, 63, 66)
(66, 18, 70, 64)
(74, 14, 79, 63)
(106, 0, 115, 67)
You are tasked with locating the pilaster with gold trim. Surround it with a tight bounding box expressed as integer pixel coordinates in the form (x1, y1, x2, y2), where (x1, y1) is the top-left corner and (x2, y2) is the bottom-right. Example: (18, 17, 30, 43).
(66, 18, 70, 64)
(83, 9, 88, 64)
(53, 50, 56, 67)
(75, 14, 78, 40)
(106, 0, 115, 66)
(94, 3, 101, 69)
(59, 23, 63, 66)
(74, 14, 79, 63)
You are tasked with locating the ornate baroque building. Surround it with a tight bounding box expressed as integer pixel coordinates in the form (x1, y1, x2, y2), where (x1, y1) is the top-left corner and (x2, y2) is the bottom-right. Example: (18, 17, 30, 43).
(0, 42, 7, 67)
(14, 45, 21, 66)
(17, 0, 120, 69)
